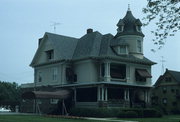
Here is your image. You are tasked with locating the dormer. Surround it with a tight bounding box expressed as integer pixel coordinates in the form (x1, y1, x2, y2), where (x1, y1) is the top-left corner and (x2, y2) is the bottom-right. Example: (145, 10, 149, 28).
(111, 39, 129, 55)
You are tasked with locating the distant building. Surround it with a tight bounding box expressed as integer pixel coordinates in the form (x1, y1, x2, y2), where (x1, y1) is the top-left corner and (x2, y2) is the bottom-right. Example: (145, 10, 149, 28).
(21, 8, 155, 114)
(152, 69, 180, 114)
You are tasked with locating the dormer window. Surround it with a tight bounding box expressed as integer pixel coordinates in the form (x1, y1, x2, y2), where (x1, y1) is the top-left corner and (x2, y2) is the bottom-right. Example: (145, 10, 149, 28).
(46, 50, 54, 60)
(118, 26, 124, 32)
(114, 45, 128, 55)
(136, 26, 141, 32)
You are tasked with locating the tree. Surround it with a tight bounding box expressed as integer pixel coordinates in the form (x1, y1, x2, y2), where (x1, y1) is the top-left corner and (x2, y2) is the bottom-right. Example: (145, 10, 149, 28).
(0, 81, 21, 111)
(143, 0, 180, 50)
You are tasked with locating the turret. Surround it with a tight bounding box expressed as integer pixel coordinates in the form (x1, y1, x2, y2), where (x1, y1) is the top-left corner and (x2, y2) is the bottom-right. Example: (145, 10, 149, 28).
(114, 6, 144, 59)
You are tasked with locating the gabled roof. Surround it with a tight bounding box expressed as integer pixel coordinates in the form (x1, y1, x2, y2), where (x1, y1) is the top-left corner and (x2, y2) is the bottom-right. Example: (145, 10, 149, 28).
(154, 69, 180, 86)
(168, 70, 180, 82)
(30, 32, 78, 67)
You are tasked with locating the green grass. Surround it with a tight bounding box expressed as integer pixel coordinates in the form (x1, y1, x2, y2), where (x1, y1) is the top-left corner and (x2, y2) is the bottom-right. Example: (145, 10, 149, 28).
(0, 115, 98, 122)
(0, 115, 180, 122)
(116, 115, 180, 122)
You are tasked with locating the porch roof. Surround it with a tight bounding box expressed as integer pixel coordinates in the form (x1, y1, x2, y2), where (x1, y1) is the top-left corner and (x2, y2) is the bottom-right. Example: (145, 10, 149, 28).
(21, 90, 70, 99)
(55, 82, 152, 88)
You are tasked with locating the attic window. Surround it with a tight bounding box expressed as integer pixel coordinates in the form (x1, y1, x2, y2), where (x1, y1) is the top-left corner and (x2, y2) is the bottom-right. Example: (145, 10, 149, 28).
(46, 50, 54, 60)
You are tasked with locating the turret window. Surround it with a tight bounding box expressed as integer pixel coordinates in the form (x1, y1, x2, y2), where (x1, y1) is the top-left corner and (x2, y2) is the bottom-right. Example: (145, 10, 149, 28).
(137, 40, 142, 53)
(118, 26, 124, 32)
(136, 26, 141, 32)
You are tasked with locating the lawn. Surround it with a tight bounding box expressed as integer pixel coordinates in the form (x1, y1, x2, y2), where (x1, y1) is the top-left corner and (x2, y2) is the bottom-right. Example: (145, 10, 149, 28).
(0, 115, 99, 122)
(0, 115, 180, 122)
(116, 115, 180, 122)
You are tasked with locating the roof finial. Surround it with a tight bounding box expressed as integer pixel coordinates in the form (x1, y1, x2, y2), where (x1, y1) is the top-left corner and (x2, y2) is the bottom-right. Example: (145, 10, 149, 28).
(128, 4, 130, 11)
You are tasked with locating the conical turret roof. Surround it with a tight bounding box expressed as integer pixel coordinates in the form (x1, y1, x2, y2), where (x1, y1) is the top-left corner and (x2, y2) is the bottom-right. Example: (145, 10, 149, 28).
(116, 8, 144, 37)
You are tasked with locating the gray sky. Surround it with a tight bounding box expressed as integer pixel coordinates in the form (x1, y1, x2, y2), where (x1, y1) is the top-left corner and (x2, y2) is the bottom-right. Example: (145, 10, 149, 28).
(0, 0, 179, 85)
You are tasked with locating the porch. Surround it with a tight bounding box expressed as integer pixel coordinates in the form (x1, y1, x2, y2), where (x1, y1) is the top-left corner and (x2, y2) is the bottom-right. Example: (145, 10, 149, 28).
(73, 84, 151, 108)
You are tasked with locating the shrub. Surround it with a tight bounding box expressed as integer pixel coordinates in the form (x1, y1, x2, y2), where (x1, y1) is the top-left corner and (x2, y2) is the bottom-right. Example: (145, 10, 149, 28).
(70, 108, 116, 118)
(143, 108, 162, 118)
(118, 111, 138, 118)
(125, 111, 138, 118)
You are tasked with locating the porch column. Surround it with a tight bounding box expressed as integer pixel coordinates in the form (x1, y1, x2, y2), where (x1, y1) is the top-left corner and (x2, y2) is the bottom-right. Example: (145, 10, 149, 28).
(97, 86, 101, 101)
(102, 87, 104, 101)
(74, 88, 77, 103)
(124, 89, 127, 100)
(145, 90, 148, 103)
(104, 88, 108, 101)
(127, 89, 130, 101)
(104, 62, 111, 82)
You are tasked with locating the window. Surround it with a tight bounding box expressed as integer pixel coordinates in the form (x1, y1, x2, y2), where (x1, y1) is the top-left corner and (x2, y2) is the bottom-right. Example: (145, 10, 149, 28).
(50, 99, 59, 104)
(135, 69, 151, 82)
(46, 50, 54, 60)
(162, 98, 167, 105)
(119, 46, 127, 54)
(52, 68, 58, 81)
(66, 68, 77, 82)
(38, 71, 42, 82)
(136, 26, 141, 32)
(110, 64, 126, 79)
(163, 87, 167, 93)
(165, 77, 172, 82)
(137, 40, 142, 53)
(118, 26, 124, 32)
(101, 63, 105, 77)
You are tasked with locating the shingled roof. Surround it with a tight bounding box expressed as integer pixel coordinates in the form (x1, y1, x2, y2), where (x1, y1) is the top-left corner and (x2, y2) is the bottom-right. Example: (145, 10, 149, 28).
(168, 70, 180, 82)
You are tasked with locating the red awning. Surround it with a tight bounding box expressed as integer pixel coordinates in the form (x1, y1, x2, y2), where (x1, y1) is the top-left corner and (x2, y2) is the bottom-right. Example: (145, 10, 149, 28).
(22, 90, 70, 99)
(136, 69, 152, 78)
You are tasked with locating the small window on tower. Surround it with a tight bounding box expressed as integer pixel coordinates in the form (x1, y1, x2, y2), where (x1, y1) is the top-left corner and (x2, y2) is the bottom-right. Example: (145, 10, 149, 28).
(136, 26, 141, 32)
(137, 40, 142, 53)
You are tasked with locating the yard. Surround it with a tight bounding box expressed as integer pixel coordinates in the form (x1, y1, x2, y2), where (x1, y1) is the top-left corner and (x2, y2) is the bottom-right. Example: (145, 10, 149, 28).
(0, 114, 180, 122)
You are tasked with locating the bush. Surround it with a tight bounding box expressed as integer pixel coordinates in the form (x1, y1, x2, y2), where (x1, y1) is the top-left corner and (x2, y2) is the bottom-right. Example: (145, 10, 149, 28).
(70, 108, 117, 118)
(125, 111, 138, 118)
(143, 108, 162, 118)
(118, 111, 138, 118)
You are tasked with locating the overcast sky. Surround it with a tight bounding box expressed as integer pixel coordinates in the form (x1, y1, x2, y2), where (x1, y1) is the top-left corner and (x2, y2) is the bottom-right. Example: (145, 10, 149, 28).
(0, 0, 179, 85)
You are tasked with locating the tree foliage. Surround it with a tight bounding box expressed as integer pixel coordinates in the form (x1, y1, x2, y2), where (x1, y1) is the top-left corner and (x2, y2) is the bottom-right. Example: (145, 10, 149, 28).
(0, 81, 21, 105)
(143, 0, 180, 49)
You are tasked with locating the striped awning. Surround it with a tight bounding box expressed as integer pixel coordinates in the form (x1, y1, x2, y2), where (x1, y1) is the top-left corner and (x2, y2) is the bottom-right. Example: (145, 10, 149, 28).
(22, 90, 70, 99)
(136, 69, 152, 78)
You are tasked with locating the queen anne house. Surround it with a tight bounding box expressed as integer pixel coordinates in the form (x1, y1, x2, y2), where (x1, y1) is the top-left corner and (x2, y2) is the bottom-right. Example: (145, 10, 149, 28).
(21, 8, 155, 114)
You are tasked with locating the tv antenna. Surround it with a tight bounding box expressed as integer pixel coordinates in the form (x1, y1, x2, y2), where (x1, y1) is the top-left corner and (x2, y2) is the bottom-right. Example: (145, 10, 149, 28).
(51, 22, 61, 33)
(160, 56, 166, 75)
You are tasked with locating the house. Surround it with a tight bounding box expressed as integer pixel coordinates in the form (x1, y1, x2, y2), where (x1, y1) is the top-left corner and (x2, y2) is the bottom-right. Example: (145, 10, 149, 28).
(152, 69, 180, 114)
(21, 8, 155, 114)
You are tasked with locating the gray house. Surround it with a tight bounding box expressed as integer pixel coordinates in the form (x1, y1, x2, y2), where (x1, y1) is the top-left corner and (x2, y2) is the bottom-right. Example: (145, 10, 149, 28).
(21, 9, 155, 114)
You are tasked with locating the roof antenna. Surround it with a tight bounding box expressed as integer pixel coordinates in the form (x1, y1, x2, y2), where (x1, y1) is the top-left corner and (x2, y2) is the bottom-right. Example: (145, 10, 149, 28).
(51, 22, 61, 33)
(128, 4, 131, 11)
(160, 56, 166, 75)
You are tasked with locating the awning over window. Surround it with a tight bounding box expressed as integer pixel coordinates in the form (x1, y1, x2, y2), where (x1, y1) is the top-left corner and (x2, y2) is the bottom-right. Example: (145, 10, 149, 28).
(136, 69, 152, 78)
(22, 90, 70, 99)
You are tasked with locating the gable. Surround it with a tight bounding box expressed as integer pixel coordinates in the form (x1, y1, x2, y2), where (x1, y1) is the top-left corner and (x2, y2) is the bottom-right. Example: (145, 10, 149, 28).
(154, 71, 179, 87)
(30, 32, 78, 67)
